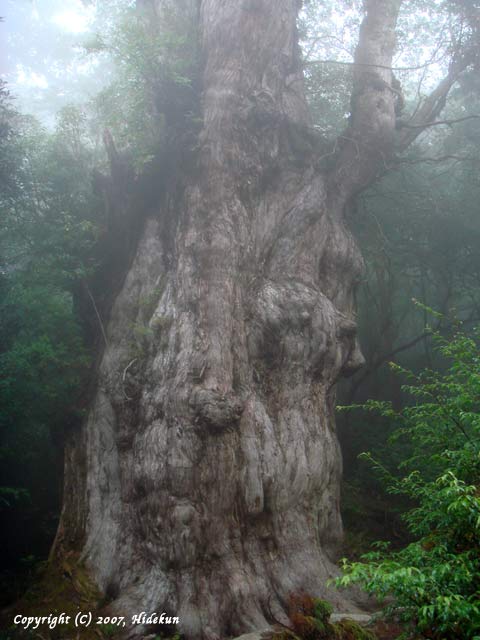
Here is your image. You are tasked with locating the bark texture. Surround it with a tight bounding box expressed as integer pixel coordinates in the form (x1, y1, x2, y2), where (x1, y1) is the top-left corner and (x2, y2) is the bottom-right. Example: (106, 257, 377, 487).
(55, 1, 405, 638)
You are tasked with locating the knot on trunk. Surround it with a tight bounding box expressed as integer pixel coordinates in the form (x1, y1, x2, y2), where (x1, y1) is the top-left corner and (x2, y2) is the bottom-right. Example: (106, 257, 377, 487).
(190, 388, 243, 433)
(249, 280, 365, 381)
(337, 319, 365, 378)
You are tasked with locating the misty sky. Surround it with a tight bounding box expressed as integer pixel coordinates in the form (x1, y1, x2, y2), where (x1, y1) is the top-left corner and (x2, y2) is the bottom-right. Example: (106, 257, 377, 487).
(0, 0, 447, 127)
(0, 0, 105, 124)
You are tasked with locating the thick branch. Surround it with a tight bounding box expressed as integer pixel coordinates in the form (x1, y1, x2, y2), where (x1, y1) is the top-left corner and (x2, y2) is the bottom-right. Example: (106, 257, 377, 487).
(328, 2, 475, 204)
(328, 0, 402, 204)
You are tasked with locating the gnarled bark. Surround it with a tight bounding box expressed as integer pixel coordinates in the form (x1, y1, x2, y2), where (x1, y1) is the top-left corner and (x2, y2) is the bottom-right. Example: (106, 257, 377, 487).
(54, 2, 413, 638)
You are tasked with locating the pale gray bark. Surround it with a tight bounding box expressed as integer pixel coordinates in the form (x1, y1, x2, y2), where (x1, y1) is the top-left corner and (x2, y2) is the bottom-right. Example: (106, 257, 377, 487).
(53, 2, 434, 638)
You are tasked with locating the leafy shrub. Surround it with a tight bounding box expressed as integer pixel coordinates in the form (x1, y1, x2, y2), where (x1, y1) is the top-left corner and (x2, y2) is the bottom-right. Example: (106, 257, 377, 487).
(336, 328, 480, 639)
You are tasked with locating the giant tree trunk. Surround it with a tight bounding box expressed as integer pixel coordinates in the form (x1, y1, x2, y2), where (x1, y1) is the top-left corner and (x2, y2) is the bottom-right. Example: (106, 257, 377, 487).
(53, 1, 457, 638)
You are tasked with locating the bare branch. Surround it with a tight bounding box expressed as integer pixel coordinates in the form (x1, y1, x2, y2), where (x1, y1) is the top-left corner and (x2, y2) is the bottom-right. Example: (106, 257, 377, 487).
(83, 280, 109, 348)
(397, 114, 480, 130)
(396, 51, 475, 150)
(306, 57, 446, 72)
(393, 153, 478, 166)
(347, 329, 432, 403)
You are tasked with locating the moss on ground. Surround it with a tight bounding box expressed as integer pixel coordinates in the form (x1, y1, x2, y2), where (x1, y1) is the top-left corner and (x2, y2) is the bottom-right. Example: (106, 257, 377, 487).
(271, 593, 377, 640)
(0, 553, 108, 640)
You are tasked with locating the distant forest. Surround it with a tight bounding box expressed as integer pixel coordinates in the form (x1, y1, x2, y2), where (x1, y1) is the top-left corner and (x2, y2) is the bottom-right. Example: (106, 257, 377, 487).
(1, 1, 480, 639)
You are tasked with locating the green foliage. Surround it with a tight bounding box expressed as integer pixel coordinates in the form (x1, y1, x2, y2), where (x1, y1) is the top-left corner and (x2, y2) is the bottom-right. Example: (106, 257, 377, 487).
(0, 277, 89, 588)
(0, 91, 94, 595)
(0, 281, 89, 428)
(88, 1, 199, 170)
(336, 328, 480, 639)
(0, 107, 102, 285)
(98, 623, 118, 638)
(0, 81, 22, 199)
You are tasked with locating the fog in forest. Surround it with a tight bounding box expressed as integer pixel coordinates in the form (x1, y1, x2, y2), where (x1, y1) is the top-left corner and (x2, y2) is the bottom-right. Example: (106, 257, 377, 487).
(1, 1, 480, 639)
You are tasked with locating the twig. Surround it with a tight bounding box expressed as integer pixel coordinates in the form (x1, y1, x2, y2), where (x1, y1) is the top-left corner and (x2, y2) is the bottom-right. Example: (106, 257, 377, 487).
(83, 280, 109, 347)
(398, 114, 480, 129)
(347, 330, 434, 403)
(305, 58, 446, 72)
(393, 154, 476, 165)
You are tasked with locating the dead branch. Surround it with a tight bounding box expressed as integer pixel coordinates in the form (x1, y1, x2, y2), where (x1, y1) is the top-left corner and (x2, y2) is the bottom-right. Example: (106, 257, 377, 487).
(83, 280, 109, 348)
(396, 51, 475, 150)
(347, 329, 433, 403)
(306, 57, 446, 72)
(398, 114, 480, 129)
(393, 154, 476, 165)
